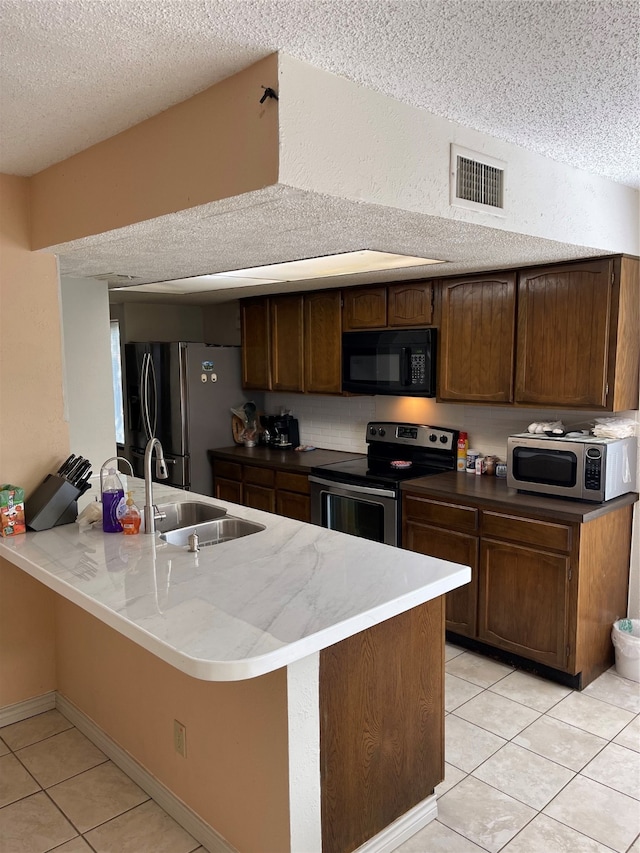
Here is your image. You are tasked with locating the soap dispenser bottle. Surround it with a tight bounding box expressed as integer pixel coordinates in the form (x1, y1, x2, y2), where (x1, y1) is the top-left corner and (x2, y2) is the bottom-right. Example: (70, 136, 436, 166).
(121, 491, 141, 535)
(102, 468, 125, 533)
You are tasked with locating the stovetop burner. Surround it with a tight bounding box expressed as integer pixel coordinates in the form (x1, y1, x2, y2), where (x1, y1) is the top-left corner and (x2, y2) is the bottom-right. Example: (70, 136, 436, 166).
(311, 422, 459, 490)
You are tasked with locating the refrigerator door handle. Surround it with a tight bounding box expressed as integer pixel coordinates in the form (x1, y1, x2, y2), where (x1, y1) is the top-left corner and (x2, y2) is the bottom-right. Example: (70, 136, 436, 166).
(140, 353, 147, 439)
(148, 352, 158, 437)
(141, 352, 153, 441)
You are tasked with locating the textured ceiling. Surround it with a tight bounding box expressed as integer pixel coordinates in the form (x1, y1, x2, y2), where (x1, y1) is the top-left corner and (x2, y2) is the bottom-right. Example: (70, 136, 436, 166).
(1, 0, 638, 186)
(60, 185, 604, 304)
(1, 0, 638, 305)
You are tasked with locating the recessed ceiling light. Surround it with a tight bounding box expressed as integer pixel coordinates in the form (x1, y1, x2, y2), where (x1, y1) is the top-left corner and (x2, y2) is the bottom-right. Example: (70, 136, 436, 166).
(115, 274, 281, 294)
(111, 250, 445, 295)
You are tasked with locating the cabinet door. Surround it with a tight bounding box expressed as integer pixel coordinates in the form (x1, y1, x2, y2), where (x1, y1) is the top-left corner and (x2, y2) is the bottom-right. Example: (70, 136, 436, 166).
(478, 539, 570, 669)
(214, 477, 243, 504)
(276, 490, 310, 522)
(343, 287, 387, 330)
(404, 521, 478, 637)
(243, 483, 276, 513)
(388, 282, 433, 327)
(241, 298, 272, 390)
(438, 274, 516, 402)
(515, 259, 613, 407)
(304, 290, 342, 394)
(270, 294, 304, 392)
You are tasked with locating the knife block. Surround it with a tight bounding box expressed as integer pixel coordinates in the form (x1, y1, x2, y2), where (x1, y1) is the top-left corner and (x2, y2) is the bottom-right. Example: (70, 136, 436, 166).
(26, 475, 82, 531)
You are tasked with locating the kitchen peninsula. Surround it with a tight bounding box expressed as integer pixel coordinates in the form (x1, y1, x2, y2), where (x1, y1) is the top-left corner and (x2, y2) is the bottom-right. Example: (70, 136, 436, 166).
(0, 480, 470, 853)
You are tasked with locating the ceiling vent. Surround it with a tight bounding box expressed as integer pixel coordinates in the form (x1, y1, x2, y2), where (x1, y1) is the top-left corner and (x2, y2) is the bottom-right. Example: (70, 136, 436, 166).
(450, 145, 506, 216)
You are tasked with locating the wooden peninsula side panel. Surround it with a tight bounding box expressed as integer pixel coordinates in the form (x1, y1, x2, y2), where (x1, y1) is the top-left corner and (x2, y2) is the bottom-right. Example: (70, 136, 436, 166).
(319, 598, 445, 853)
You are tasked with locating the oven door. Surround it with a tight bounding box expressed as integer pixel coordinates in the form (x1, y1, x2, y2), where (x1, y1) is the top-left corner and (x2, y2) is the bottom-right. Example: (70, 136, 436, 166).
(309, 476, 398, 546)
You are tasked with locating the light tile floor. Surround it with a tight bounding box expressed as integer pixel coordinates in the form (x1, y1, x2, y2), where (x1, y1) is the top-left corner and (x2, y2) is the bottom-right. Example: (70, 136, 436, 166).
(0, 644, 638, 852)
(0, 709, 204, 853)
(397, 645, 640, 853)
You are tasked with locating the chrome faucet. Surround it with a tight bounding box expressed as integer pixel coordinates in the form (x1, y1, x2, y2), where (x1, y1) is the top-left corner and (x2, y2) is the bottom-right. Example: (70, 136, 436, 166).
(144, 437, 169, 534)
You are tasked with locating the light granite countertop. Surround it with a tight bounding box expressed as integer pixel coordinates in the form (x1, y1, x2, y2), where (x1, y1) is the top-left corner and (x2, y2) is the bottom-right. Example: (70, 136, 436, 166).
(0, 479, 470, 682)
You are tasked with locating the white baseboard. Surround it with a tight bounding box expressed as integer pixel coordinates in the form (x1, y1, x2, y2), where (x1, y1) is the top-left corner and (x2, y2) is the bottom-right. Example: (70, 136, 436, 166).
(3, 691, 437, 853)
(0, 691, 56, 727)
(55, 693, 237, 853)
(355, 793, 438, 853)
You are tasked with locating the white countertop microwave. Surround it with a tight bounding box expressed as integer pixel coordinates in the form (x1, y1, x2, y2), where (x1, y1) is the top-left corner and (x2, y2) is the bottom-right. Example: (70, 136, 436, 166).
(507, 433, 637, 502)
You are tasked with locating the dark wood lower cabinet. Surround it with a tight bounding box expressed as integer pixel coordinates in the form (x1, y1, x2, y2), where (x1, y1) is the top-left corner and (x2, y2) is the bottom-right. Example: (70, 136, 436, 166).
(214, 477, 242, 503)
(320, 598, 444, 853)
(243, 483, 276, 513)
(276, 490, 310, 521)
(402, 489, 634, 688)
(404, 521, 478, 637)
(478, 539, 570, 669)
(211, 454, 311, 522)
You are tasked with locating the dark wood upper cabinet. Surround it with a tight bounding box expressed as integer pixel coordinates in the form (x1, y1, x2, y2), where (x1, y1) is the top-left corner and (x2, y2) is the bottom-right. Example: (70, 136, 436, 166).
(438, 273, 517, 403)
(241, 255, 638, 409)
(516, 257, 639, 410)
(342, 286, 387, 330)
(304, 290, 342, 394)
(388, 281, 433, 326)
(241, 298, 272, 390)
(270, 294, 304, 392)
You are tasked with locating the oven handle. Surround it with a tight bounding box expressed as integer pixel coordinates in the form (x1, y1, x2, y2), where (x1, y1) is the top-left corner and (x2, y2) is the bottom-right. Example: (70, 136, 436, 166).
(309, 475, 396, 500)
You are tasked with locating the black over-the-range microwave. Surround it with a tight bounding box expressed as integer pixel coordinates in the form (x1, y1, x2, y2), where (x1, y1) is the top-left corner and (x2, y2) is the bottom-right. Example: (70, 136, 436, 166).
(342, 328, 436, 396)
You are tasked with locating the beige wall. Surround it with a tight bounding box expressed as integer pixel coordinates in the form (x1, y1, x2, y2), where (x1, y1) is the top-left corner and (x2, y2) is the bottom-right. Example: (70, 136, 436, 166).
(0, 174, 68, 706)
(30, 54, 280, 249)
(55, 598, 291, 852)
(0, 176, 292, 846)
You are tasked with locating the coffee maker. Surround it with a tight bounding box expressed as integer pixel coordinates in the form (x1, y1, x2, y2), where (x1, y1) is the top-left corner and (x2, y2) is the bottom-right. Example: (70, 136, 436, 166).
(260, 415, 300, 449)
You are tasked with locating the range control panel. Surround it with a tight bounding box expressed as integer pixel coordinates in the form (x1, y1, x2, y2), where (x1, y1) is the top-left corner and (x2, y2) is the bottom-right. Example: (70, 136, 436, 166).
(367, 422, 457, 451)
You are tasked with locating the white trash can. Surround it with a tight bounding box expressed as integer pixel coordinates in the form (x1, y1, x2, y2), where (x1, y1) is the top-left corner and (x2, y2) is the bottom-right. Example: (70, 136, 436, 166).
(611, 619, 640, 682)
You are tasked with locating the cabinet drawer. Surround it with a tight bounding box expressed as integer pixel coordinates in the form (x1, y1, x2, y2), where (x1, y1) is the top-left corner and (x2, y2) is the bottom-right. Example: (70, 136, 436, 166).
(482, 511, 572, 552)
(404, 495, 478, 533)
(214, 460, 242, 481)
(275, 470, 310, 495)
(243, 465, 275, 487)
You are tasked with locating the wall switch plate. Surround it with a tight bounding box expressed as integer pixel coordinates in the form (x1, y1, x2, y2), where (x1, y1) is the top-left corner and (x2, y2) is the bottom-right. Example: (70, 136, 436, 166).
(174, 719, 187, 757)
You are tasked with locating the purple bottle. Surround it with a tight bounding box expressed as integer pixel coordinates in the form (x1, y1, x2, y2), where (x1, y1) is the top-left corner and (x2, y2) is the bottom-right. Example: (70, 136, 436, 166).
(102, 468, 125, 533)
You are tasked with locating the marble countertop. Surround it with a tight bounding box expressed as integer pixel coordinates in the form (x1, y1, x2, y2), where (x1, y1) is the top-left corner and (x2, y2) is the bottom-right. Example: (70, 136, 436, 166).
(0, 479, 469, 682)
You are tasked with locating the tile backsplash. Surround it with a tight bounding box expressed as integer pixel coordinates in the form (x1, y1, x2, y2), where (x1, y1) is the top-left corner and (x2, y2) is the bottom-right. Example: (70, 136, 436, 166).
(265, 394, 374, 452)
(266, 393, 639, 462)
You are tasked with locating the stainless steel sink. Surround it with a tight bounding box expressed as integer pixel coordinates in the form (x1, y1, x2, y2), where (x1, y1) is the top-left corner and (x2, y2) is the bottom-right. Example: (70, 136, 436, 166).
(160, 516, 265, 547)
(155, 502, 227, 533)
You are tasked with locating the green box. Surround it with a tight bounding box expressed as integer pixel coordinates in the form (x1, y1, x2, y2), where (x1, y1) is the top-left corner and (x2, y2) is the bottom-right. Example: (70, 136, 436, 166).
(0, 484, 26, 536)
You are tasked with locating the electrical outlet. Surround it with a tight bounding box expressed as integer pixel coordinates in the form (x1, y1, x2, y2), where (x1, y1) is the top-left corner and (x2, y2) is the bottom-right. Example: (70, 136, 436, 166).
(174, 719, 187, 758)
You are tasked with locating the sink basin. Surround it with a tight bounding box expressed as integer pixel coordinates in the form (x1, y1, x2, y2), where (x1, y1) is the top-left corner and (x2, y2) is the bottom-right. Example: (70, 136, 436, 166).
(155, 502, 227, 533)
(160, 516, 265, 547)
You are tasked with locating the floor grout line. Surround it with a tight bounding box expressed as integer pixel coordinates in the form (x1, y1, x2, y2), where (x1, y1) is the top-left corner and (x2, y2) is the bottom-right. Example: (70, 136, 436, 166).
(1, 654, 637, 853)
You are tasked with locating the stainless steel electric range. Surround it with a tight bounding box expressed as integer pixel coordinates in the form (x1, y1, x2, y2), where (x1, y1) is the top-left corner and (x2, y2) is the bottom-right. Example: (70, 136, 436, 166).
(310, 422, 459, 547)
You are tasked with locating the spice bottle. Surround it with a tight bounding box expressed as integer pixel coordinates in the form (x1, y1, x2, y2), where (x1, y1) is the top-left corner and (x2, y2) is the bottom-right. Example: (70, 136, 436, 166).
(457, 432, 468, 472)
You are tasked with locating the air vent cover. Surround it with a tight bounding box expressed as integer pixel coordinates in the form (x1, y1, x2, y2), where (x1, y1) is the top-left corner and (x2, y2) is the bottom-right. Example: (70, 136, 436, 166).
(451, 145, 506, 215)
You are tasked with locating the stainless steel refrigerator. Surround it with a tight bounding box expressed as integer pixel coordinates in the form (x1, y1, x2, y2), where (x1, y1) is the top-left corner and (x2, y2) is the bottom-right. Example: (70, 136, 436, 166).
(124, 342, 253, 496)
